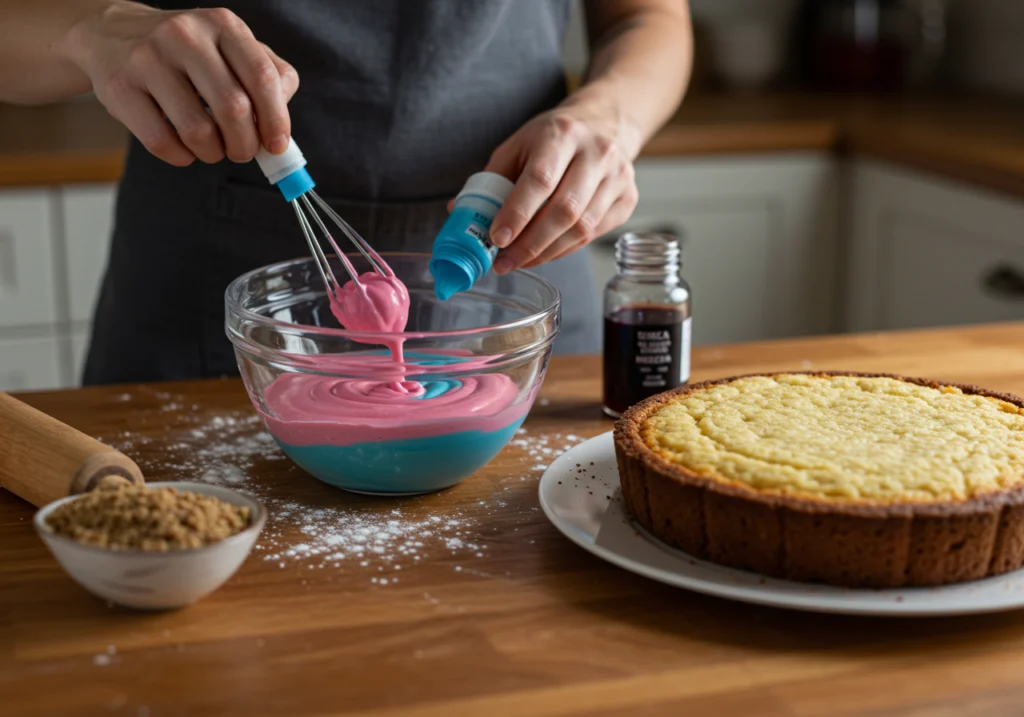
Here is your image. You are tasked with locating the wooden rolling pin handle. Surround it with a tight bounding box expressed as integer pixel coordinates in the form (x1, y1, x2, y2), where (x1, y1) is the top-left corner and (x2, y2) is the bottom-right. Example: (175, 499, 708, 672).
(0, 392, 144, 508)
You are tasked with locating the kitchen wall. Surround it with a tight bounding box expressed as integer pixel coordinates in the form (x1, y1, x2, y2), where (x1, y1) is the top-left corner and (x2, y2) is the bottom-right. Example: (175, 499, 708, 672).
(566, 0, 801, 91)
(948, 0, 1024, 94)
(682, 0, 1023, 95)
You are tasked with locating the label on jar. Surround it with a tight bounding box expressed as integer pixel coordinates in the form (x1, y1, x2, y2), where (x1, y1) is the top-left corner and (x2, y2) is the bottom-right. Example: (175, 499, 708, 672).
(603, 308, 691, 416)
(447, 205, 499, 259)
(679, 316, 691, 384)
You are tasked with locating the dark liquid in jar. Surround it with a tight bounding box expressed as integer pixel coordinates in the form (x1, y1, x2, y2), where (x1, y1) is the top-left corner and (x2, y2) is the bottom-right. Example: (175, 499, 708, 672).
(603, 305, 688, 417)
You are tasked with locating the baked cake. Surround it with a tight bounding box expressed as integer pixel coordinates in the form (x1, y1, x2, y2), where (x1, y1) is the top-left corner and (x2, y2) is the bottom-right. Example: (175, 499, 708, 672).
(614, 372, 1024, 588)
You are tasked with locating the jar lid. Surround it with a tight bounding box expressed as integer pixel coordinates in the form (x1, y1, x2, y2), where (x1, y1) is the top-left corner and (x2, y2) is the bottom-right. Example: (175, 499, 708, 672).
(615, 232, 681, 272)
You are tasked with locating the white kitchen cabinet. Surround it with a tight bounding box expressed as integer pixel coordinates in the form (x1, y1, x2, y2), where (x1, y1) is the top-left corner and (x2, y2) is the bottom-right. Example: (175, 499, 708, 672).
(0, 183, 115, 390)
(69, 329, 91, 386)
(0, 335, 63, 391)
(845, 160, 1024, 332)
(591, 154, 838, 346)
(60, 185, 116, 323)
(0, 189, 58, 328)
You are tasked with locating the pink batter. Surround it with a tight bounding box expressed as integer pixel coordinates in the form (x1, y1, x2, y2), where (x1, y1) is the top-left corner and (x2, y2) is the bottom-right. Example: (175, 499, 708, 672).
(261, 366, 528, 446)
(328, 257, 411, 362)
(330, 271, 410, 334)
(260, 252, 526, 445)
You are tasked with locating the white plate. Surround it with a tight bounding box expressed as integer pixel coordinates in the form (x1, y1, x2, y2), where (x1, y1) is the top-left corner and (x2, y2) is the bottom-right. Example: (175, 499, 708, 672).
(538, 432, 1024, 616)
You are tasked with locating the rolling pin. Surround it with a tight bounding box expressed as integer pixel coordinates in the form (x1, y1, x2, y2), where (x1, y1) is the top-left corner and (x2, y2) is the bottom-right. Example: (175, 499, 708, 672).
(0, 392, 144, 508)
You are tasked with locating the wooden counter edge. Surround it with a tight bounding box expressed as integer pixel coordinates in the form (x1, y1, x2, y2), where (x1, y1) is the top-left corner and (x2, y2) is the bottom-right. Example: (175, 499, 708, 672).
(2, 105, 1024, 203)
(0, 150, 125, 188)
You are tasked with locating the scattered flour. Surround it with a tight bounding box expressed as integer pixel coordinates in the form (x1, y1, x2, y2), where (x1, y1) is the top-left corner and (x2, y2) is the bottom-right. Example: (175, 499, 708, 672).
(258, 504, 490, 570)
(92, 647, 116, 667)
(99, 402, 587, 581)
(101, 409, 281, 484)
(200, 464, 248, 486)
(509, 429, 584, 473)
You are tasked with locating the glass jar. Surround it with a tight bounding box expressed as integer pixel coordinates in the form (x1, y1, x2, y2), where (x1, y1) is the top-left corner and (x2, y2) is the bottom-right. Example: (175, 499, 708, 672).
(602, 232, 691, 418)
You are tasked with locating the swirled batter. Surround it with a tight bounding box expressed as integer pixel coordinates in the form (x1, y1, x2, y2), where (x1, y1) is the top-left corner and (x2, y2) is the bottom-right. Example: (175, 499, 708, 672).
(258, 253, 527, 492)
(262, 363, 526, 446)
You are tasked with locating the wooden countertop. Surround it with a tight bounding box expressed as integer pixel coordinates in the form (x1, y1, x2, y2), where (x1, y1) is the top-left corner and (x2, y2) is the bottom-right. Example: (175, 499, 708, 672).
(0, 99, 127, 188)
(7, 323, 1024, 716)
(648, 92, 1024, 199)
(2, 92, 1024, 200)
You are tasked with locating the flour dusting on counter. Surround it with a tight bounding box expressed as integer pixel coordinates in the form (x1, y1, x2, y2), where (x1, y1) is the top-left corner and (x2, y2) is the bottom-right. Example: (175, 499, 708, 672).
(259, 505, 489, 569)
(99, 404, 585, 580)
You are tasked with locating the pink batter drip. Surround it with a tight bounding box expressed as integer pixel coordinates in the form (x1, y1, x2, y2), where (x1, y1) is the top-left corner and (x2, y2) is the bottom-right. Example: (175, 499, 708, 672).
(330, 271, 410, 333)
(261, 251, 528, 446)
(261, 370, 528, 446)
(328, 255, 411, 362)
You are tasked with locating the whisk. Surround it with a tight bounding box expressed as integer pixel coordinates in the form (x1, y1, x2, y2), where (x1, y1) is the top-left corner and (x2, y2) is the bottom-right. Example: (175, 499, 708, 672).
(254, 140, 391, 298)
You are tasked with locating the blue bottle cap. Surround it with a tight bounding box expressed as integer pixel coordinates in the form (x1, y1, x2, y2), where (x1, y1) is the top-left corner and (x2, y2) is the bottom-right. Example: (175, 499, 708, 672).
(276, 168, 315, 202)
(430, 232, 494, 301)
(431, 258, 472, 301)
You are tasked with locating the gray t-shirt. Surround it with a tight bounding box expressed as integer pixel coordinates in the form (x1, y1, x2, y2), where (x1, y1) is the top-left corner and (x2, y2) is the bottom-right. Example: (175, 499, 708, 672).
(159, 0, 573, 201)
(84, 1, 596, 386)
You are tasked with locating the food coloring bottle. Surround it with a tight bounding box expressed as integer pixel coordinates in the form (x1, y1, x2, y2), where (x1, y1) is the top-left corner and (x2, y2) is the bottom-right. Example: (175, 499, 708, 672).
(603, 232, 692, 418)
(430, 172, 515, 300)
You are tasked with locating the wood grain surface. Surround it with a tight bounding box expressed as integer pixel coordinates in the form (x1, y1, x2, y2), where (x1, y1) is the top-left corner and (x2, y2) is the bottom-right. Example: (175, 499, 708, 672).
(5, 323, 1024, 716)
(0, 100, 127, 187)
(3, 93, 1024, 201)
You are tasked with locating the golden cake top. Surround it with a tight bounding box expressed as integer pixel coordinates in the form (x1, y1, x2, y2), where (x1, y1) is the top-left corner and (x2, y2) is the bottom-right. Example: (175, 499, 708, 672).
(641, 374, 1024, 503)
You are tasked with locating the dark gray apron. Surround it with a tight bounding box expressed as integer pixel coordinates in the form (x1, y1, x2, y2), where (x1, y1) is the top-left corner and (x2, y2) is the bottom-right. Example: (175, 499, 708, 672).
(84, 0, 599, 385)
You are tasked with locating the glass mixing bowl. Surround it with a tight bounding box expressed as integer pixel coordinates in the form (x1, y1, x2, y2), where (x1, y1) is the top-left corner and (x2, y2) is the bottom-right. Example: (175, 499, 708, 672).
(225, 253, 560, 495)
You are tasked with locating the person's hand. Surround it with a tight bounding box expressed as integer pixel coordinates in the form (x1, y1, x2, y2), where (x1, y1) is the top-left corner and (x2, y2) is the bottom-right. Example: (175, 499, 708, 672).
(483, 103, 640, 274)
(69, 2, 299, 166)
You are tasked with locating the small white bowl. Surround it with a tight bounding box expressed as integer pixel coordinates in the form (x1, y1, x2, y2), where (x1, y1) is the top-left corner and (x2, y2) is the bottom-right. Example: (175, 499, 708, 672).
(34, 481, 266, 610)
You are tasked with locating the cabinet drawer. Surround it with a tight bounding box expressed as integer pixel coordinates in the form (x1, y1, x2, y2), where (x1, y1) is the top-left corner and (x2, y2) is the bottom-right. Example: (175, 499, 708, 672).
(847, 160, 1024, 332)
(61, 185, 117, 323)
(0, 190, 57, 327)
(0, 335, 63, 391)
(592, 153, 839, 347)
(881, 213, 1024, 330)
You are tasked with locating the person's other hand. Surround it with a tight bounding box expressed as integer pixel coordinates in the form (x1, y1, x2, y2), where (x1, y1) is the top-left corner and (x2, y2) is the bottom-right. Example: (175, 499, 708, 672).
(483, 103, 639, 274)
(70, 3, 299, 166)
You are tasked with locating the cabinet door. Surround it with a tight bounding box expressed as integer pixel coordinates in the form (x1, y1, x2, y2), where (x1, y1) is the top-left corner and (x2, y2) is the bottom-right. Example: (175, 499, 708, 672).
(69, 329, 91, 387)
(0, 336, 63, 391)
(0, 190, 57, 327)
(591, 154, 838, 346)
(60, 185, 117, 324)
(846, 160, 1024, 332)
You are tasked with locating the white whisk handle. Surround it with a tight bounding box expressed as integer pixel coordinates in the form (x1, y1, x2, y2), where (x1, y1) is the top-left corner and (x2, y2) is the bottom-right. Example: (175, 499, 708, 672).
(255, 138, 308, 185)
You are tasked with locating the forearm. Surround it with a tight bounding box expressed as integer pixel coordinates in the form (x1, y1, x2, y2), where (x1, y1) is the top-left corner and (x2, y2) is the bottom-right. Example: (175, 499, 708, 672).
(0, 0, 118, 104)
(567, 0, 693, 159)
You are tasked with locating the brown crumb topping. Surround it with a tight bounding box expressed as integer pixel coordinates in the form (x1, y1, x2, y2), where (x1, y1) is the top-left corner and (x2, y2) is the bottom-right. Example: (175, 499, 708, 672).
(45, 475, 251, 550)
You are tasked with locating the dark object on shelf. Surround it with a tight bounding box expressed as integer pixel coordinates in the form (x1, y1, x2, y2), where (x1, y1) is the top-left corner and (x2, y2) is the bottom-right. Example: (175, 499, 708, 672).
(793, 0, 947, 91)
(983, 265, 1024, 301)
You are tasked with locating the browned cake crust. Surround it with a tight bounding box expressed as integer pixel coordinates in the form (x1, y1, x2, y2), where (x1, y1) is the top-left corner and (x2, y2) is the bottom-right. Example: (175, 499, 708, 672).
(614, 371, 1024, 588)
